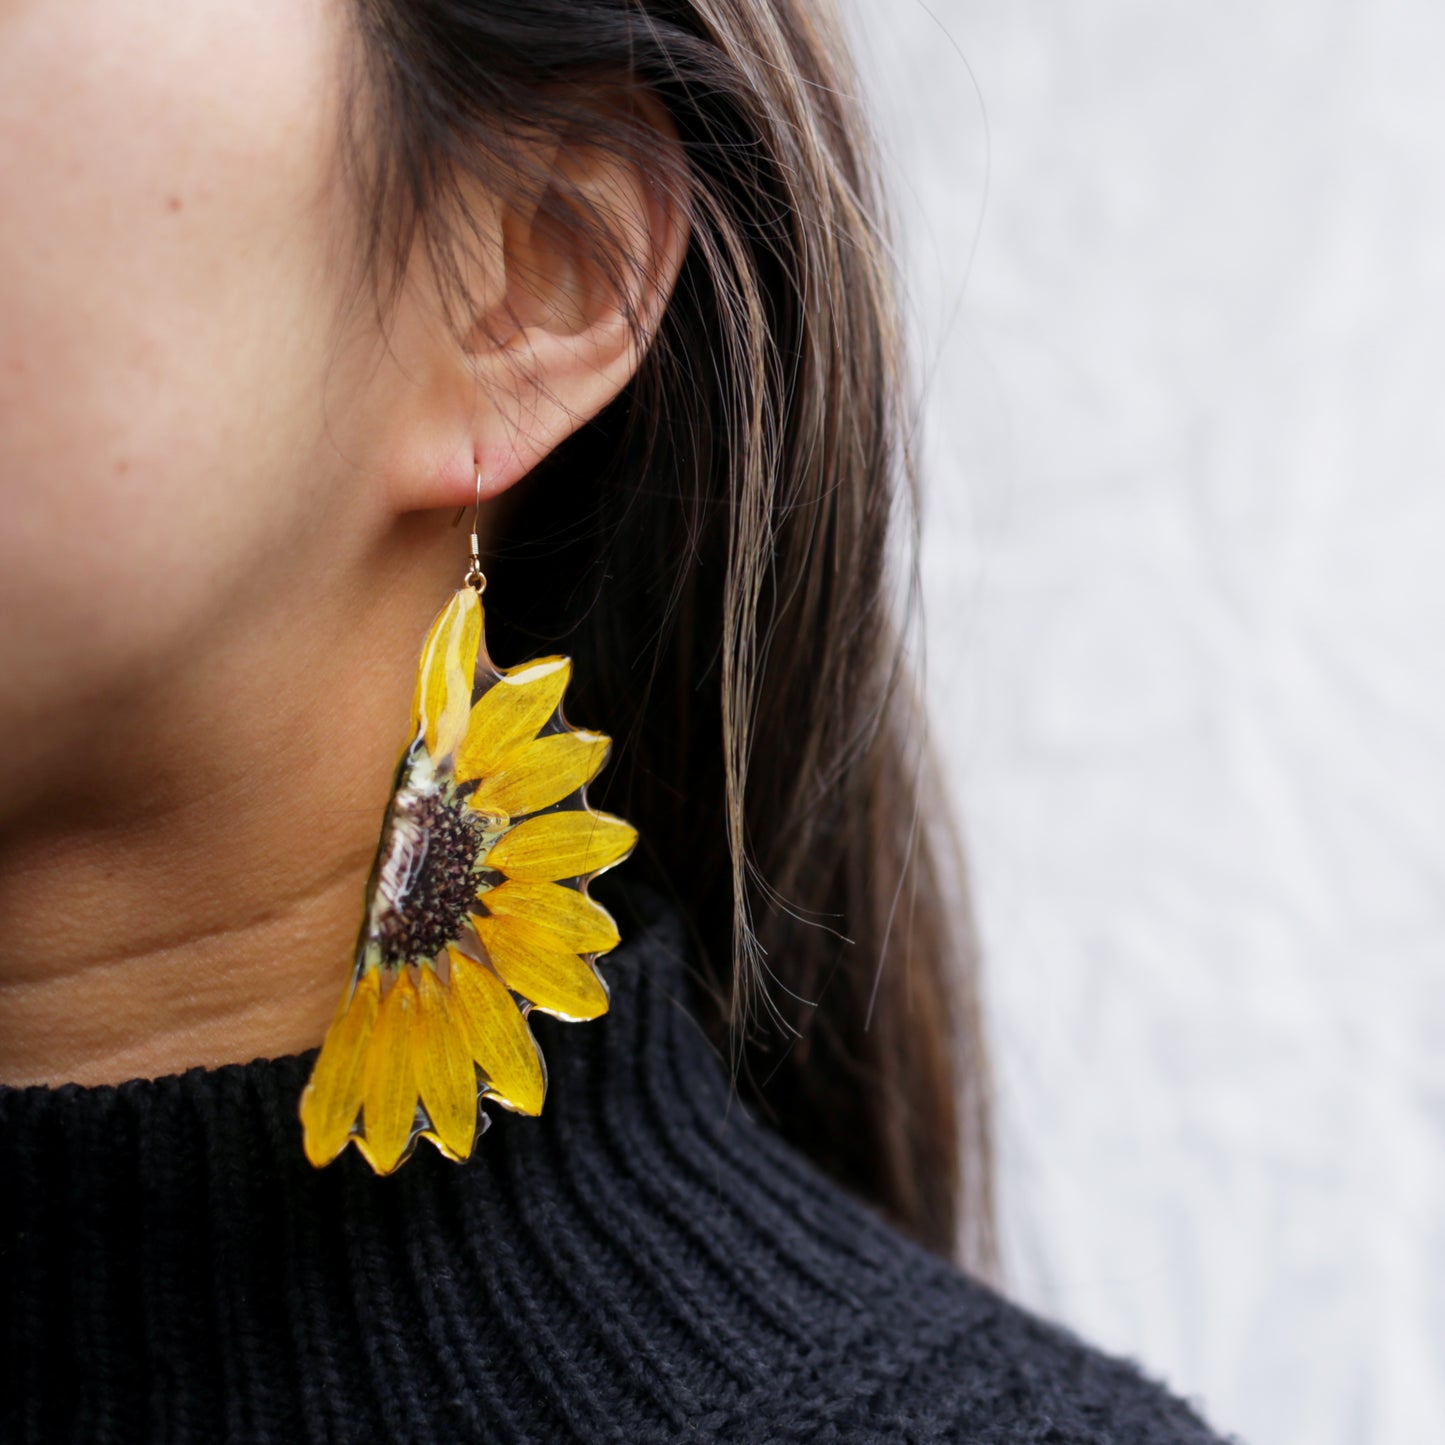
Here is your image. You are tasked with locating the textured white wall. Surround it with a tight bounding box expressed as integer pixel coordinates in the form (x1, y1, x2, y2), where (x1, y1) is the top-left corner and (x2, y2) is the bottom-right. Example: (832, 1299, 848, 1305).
(838, 3, 1445, 1442)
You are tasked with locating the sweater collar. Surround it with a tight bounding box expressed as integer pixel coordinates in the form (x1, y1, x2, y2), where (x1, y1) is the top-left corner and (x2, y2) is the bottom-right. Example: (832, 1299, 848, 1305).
(0, 878, 958, 1443)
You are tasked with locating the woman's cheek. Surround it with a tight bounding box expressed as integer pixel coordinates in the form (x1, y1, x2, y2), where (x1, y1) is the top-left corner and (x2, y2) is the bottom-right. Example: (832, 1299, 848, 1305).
(0, 0, 355, 749)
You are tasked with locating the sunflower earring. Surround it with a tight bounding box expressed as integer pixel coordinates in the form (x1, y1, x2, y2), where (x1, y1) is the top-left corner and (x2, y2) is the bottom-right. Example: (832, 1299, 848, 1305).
(299, 468, 637, 1175)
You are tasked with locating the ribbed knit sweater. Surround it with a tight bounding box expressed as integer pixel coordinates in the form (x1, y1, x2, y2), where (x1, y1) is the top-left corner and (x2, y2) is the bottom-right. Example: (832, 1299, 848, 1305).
(0, 881, 1233, 1443)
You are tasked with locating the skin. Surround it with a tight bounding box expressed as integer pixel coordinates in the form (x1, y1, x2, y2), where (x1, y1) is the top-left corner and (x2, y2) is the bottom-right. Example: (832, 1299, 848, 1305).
(0, 0, 686, 1086)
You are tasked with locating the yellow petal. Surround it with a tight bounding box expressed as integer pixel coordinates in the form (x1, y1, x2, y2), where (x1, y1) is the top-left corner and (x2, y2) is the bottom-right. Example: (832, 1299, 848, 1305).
(479, 879, 622, 955)
(454, 656, 571, 785)
(300, 968, 381, 1167)
(485, 810, 638, 883)
(414, 968, 480, 1162)
(360, 969, 422, 1174)
(409, 587, 482, 760)
(473, 913, 610, 1021)
(446, 947, 546, 1116)
(467, 731, 611, 818)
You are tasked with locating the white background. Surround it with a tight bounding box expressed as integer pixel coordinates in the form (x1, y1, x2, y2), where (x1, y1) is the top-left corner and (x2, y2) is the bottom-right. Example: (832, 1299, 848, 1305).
(839, 2, 1445, 1441)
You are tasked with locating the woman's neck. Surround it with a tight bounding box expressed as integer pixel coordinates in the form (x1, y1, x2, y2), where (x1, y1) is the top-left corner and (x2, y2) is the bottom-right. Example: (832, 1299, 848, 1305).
(0, 521, 465, 1087)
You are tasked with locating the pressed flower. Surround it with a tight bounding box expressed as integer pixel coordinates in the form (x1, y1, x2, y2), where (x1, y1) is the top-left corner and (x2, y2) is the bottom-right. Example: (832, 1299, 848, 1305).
(300, 586, 636, 1174)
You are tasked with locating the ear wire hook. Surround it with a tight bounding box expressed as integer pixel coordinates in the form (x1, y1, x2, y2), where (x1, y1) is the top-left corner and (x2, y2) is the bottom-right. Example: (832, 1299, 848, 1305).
(449, 466, 488, 594)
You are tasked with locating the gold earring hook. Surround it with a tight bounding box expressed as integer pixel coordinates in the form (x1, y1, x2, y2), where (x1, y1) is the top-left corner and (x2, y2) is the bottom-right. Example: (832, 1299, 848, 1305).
(450, 467, 488, 594)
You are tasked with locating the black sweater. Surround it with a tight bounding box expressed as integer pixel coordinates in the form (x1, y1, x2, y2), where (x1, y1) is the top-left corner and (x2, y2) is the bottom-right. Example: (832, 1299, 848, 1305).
(0, 881, 1234, 1443)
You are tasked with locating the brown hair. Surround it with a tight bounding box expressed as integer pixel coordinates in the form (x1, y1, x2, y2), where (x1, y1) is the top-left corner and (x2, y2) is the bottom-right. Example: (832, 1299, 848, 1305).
(338, 0, 993, 1268)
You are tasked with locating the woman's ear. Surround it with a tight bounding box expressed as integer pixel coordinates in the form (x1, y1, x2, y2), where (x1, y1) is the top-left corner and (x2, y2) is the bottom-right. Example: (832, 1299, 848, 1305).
(390, 92, 690, 514)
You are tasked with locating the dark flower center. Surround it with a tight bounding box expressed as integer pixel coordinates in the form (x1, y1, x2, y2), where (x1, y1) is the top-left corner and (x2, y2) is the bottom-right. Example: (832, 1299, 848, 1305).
(371, 781, 491, 968)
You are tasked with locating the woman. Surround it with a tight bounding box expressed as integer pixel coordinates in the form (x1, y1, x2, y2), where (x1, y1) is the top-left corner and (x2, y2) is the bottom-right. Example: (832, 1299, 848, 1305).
(0, 0, 1233, 1440)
